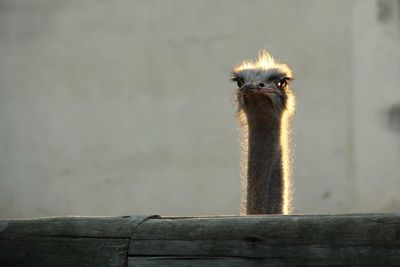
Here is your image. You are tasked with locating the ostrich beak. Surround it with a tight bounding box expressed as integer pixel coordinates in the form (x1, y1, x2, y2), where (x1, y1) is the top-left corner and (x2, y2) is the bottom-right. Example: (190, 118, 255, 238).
(241, 83, 257, 91)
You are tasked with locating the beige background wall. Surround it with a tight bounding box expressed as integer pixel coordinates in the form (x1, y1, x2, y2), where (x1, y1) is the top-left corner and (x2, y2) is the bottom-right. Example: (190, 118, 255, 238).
(0, 0, 399, 218)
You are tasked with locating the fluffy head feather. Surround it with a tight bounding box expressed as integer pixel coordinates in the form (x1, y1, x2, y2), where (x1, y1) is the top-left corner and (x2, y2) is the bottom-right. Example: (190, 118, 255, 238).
(232, 50, 293, 78)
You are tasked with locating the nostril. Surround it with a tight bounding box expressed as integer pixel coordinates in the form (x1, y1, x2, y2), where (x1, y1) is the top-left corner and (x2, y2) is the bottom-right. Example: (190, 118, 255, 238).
(258, 82, 265, 87)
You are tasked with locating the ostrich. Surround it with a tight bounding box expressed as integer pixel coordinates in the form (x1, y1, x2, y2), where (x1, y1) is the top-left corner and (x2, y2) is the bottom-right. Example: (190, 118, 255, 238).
(231, 50, 295, 215)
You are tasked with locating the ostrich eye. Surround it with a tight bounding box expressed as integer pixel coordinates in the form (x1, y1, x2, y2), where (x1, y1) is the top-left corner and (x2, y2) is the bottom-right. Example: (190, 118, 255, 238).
(236, 79, 244, 88)
(275, 78, 288, 89)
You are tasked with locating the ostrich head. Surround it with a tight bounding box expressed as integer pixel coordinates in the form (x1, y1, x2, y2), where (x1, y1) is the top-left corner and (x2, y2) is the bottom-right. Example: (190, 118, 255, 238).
(231, 50, 295, 126)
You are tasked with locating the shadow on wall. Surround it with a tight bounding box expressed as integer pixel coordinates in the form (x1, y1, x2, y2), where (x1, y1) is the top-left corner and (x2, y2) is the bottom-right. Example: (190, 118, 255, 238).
(377, 0, 400, 24)
(388, 104, 400, 134)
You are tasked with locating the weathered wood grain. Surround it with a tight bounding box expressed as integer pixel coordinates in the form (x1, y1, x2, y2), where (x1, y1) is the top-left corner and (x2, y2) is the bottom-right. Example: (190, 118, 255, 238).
(0, 215, 158, 267)
(1, 214, 399, 266)
(129, 213, 400, 266)
(128, 256, 283, 267)
(0, 215, 158, 238)
(0, 236, 128, 267)
(128, 254, 400, 267)
(131, 214, 400, 244)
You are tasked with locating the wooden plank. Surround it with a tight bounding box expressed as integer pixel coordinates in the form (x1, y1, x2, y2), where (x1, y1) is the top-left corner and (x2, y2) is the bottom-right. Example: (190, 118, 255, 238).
(130, 239, 400, 257)
(129, 213, 400, 266)
(128, 256, 282, 267)
(1, 214, 399, 266)
(0, 215, 159, 267)
(0, 236, 128, 267)
(131, 214, 400, 245)
(0, 215, 159, 238)
(129, 242, 400, 266)
(128, 255, 399, 267)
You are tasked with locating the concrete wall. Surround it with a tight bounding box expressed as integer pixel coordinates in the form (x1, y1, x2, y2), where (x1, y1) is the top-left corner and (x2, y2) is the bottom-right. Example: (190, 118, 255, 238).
(0, 0, 399, 218)
(352, 0, 400, 212)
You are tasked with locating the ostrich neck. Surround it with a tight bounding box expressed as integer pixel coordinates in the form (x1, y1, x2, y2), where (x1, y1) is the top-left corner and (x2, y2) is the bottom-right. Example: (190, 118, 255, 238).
(246, 122, 283, 214)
